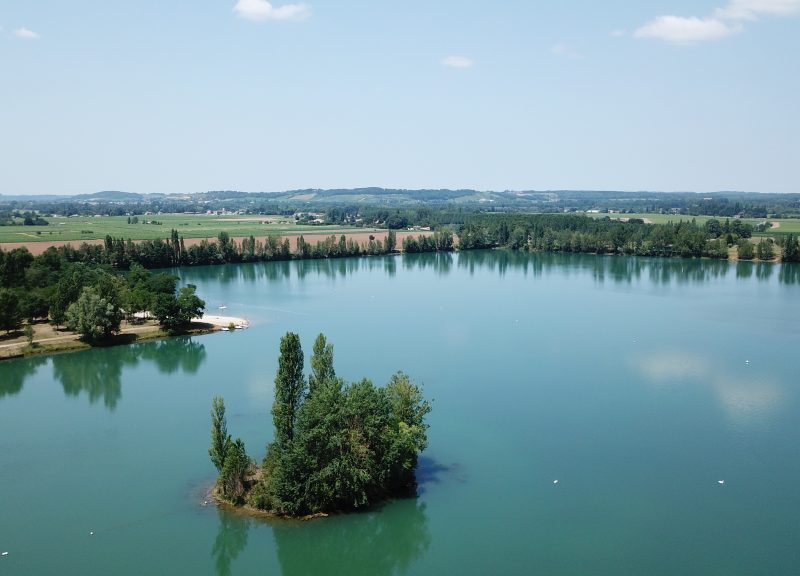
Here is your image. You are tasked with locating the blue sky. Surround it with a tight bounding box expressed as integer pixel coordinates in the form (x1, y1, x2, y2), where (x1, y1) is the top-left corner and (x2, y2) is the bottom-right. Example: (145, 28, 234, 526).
(1, 0, 798, 195)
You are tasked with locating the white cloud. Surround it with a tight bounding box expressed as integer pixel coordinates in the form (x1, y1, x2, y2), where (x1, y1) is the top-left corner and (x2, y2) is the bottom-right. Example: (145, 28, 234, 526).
(635, 0, 800, 44)
(233, 0, 311, 22)
(441, 55, 473, 69)
(634, 16, 741, 44)
(14, 27, 40, 39)
(551, 43, 583, 58)
(716, 0, 800, 20)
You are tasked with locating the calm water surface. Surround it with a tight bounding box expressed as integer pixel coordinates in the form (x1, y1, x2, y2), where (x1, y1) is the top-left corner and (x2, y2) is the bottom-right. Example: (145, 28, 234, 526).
(1, 252, 799, 575)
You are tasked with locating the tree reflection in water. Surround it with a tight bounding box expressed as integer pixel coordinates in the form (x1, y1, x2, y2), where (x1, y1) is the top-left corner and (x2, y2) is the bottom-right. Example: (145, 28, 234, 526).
(272, 499, 430, 576)
(211, 509, 250, 576)
(51, 337, 206, 410)
(209, 498, 430, 576)
(0, 356, 47, 398)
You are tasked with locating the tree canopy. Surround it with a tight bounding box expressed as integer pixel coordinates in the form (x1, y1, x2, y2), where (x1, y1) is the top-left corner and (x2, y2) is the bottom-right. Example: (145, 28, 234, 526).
(209, 333, 431, 517)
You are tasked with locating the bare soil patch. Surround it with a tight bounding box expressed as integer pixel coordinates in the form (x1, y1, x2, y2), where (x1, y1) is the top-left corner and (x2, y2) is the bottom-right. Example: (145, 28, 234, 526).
(0, 230, 433, 256)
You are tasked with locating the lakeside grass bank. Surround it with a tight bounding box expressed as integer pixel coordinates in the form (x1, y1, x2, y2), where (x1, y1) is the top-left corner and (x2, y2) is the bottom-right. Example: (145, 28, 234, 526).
(0, 319, 221, 361)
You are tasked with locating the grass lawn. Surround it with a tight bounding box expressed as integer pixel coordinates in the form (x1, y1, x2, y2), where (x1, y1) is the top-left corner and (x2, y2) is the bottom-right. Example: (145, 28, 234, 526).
(0, 214, 377, 243)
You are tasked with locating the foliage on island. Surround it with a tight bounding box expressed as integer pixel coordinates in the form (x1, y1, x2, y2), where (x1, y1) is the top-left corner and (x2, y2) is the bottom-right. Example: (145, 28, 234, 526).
(209, 333, 432, 517)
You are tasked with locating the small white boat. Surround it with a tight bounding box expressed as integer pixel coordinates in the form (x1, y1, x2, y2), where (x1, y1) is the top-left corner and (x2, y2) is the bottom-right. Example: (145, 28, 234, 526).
(219, 305, 227, 310)
(235, 325, 245, 330)
(220, 327, 230, 332)
(718, 480, 725, 485)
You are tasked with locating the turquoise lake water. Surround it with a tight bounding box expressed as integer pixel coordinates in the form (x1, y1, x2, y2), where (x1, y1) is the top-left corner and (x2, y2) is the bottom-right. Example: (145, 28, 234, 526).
(1, 251, 799, 575)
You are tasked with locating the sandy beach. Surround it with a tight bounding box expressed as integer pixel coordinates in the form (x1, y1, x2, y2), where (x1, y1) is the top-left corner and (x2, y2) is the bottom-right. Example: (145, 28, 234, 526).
(195, 315, 250, 328)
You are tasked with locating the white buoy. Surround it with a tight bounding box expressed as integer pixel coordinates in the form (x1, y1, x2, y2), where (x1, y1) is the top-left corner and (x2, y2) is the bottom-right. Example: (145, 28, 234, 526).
(553, 479, 559, 485)
(718, 480, 725, 485)
(89, 531, 94, 535)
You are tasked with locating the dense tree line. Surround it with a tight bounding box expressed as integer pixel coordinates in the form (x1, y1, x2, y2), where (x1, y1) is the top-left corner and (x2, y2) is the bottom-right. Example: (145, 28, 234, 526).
(0, 210, 49, 226)
(455, 214, 793, 262)
(210, 333, 431, 516)
(0, 245, 204, 337)
(58, 230, 402, 271)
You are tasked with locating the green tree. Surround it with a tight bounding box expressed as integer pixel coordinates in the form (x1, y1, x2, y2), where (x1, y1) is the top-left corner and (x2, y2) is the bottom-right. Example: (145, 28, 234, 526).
(65, 286, 121, 341)
(0, 289, 23, 334)
(176, 284, 205, 323)
(209, 396, 231, 473)
(20, 290, 50, 323)
(125, 286, 152, 322)
(151, 293, 180, 328)
(384, 230, 397, 253)
(309, 333, 335, 394)
(220, 438, 251, 503)
(385, 372, 432, 492)
(273, 332, 306, 448)
(704, 218, 722, 238)
(737, 239, 755, 260)
(757, 238, 775, 261)
(782, 234, 800, 263)
(153, 284, 205, 330)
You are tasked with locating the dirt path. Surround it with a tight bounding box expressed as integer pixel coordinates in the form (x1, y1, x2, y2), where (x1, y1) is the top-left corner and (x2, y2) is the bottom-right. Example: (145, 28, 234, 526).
(0, 323, 162, 351)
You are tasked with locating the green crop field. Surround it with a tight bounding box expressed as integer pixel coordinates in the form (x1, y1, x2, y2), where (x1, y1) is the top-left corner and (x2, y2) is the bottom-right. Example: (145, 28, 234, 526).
(0, 214, 378, 244)
(584, 212, 800, 236)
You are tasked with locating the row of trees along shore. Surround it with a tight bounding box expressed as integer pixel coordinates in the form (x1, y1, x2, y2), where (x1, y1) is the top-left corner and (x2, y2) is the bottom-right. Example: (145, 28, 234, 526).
(458, 214, 800, 262)
(209, 333, 431, 516)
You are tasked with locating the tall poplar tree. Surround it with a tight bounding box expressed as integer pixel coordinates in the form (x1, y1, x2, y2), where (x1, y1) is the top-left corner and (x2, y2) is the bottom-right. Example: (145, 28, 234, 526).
(273, 332, 306, 448)
(783, 234, 800, 263)
(209, 396, 230, 473)
(309, 333, 335, 395)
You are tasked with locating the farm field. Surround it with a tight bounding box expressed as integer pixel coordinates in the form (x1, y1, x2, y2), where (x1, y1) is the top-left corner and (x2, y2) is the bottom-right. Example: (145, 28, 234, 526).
(0, 214, 377, 244)
(585, 212, 800, 236)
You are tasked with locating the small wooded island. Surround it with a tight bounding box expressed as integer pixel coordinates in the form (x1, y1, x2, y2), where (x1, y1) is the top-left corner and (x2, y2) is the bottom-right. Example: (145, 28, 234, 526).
(208, 332, 431, 517)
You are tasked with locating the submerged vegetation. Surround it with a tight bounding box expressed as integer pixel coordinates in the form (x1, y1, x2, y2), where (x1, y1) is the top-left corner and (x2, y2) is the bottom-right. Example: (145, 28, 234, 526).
(210, 333, 431, 517)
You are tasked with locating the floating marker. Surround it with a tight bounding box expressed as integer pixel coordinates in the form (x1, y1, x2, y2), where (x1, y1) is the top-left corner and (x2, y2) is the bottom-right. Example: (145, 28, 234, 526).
(89, 531, 94, 536)
(553, 479, 559, 485)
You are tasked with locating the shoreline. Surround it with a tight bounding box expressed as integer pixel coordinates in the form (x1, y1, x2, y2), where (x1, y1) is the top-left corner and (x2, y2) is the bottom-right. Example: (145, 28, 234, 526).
(197, 314, 250, 328)
(205, 482, 329, 523)
(0, 318, 243, 362)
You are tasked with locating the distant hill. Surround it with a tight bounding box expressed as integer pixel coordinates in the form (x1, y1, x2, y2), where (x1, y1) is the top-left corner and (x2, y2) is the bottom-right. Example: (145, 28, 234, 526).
(1, 188, 798, 219)
(72, 191, 147, 201)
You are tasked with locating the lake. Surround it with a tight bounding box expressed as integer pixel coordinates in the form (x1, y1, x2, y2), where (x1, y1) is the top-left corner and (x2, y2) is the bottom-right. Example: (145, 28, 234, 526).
(1, 251, 799, 575)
